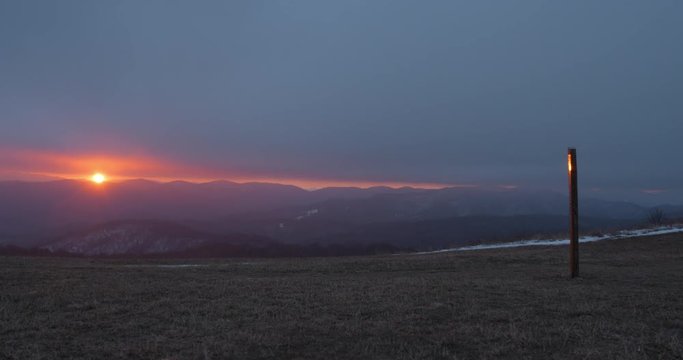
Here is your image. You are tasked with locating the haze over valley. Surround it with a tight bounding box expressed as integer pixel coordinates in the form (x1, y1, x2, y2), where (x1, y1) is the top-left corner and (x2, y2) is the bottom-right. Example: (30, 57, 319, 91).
(2, 179, 680, 256)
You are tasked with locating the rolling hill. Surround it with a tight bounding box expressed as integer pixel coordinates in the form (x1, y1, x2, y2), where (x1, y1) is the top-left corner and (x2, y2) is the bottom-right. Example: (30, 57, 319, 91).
(1, 180, 682, 254)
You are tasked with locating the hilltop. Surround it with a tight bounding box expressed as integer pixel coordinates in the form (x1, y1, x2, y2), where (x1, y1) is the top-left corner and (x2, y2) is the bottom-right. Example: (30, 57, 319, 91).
(1, 232, 681, 359)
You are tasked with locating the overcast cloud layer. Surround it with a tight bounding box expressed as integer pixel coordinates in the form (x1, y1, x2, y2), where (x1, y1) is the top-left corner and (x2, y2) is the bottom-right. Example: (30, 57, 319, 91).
(1, 1, 682, 203)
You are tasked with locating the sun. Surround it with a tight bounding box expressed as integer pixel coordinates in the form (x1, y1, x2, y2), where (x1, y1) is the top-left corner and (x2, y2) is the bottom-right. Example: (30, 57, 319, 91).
(91, 172, 107, 184)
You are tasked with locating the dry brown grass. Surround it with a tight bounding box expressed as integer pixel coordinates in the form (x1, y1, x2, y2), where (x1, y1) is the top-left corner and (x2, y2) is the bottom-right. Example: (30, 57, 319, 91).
(1, 233, 682, 359)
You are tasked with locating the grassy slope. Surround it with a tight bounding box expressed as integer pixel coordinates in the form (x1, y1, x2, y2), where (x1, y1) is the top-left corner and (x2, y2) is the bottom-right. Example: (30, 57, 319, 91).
(0, 234, 682, 360)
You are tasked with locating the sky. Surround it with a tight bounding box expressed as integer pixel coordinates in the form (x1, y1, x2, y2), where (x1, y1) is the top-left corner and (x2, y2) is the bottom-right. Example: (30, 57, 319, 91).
(1, 1, 682, 203)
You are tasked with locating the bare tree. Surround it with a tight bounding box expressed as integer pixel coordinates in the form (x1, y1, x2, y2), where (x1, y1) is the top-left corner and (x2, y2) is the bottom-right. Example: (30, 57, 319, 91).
(647, 208, 665, 226)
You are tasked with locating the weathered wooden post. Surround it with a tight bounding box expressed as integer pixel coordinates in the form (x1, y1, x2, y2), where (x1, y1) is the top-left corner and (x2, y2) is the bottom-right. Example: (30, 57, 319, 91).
(568, 148, 579, 278)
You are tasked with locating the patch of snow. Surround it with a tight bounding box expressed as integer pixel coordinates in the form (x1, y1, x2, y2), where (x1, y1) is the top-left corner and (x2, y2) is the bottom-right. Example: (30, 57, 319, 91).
(43, 224, 208, 255)
(415, 225, 683, 254)
(295, 208, 319, 220)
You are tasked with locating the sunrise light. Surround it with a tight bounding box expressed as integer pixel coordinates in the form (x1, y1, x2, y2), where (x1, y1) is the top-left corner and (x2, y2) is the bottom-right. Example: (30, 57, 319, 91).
(91, 172, 107, 184)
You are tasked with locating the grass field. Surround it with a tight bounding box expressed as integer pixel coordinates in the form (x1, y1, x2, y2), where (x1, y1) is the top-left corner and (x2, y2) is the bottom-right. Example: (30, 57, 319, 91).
(1, 233, 682, 359)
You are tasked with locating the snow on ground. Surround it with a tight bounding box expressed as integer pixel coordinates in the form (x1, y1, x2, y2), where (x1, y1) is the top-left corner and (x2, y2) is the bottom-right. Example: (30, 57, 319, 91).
(415, 225, 683, 255)
(296, 208, 319, 220)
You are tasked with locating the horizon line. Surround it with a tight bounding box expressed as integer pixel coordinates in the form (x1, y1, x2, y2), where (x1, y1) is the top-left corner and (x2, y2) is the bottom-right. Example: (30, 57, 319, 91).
(0, 174, 482, 191)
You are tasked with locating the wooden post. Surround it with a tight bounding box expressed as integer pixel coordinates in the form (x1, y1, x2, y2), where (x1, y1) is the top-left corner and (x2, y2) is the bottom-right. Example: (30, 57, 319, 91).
(568, 148, 579, 278)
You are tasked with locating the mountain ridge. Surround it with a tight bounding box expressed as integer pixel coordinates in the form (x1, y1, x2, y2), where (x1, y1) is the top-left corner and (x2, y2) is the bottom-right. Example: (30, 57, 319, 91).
(1, 180, 682, 252)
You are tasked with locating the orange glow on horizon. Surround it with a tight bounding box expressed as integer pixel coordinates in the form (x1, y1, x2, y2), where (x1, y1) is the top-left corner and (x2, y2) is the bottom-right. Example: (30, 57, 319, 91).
(0, 147, 477, 190)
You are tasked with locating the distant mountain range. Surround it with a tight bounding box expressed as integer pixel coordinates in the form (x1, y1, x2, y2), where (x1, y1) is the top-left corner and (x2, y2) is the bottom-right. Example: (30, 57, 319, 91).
(27, 220, 398, 257)
(1, 180, 681, 256)
(40, 220, 271, 256)
(0, 179, 409, 244)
